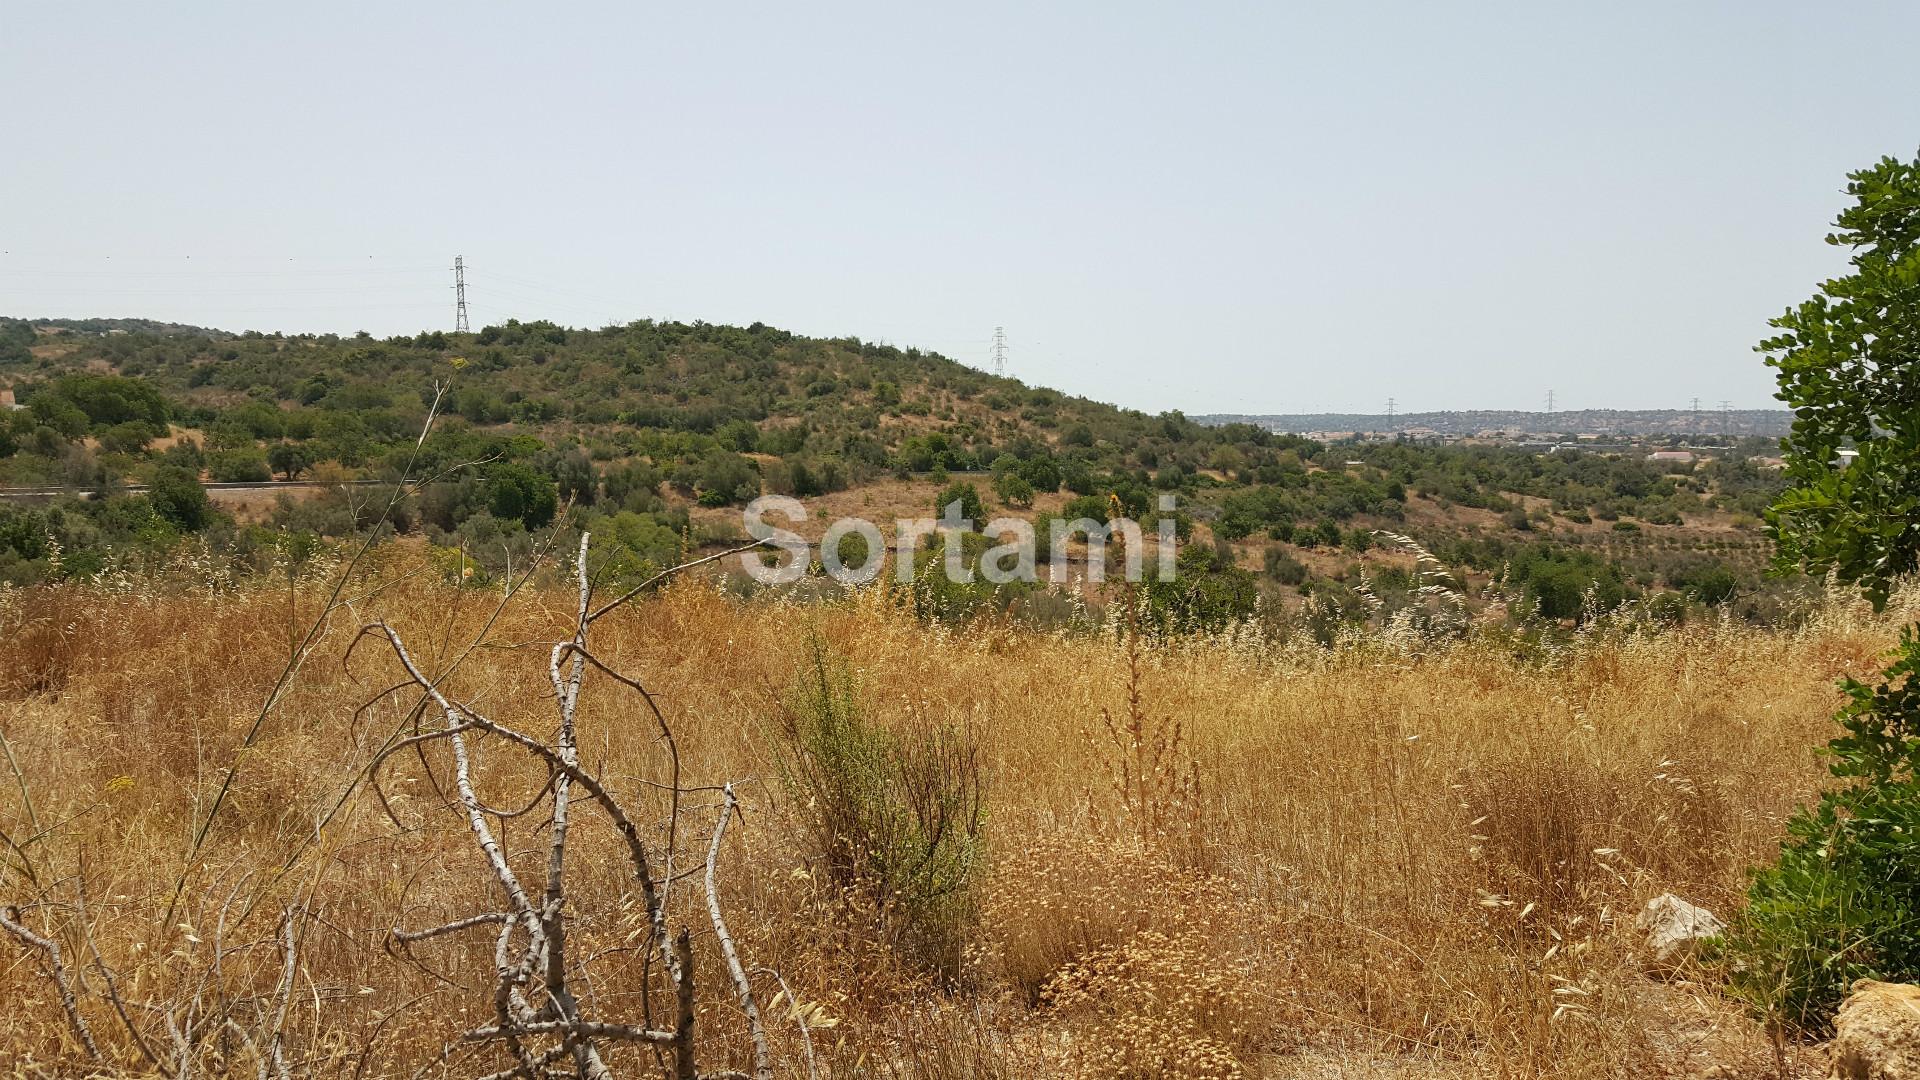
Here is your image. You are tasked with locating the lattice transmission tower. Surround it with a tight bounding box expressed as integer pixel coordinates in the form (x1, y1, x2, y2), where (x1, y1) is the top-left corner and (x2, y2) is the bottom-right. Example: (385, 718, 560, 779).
(453, 256, 470, 333)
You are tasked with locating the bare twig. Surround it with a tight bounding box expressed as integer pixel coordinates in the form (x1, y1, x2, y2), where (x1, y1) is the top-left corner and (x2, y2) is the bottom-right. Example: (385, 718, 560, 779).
(266, 905, 300, 1080)
(74, 869, 162, 1068)
(754, 967, 820, 1080)
(392, 911, 511, 944)
(1, 903, 102, 1061)
(584, 538, 776, 625)
(367, 529, 776, 1080)
(673, 928, 697, 1080)
(462, 1019, 676, 1044)
(705, 785, 771, 1080)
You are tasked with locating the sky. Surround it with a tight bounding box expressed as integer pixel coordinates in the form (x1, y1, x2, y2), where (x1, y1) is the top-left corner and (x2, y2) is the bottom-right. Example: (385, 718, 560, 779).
(3, 2, 1915, 415)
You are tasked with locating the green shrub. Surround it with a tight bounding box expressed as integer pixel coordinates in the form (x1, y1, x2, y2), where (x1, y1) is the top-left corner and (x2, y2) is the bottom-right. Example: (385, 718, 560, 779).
(1727, 629, 1920, 1031)
(1263, 545, 1308, 586)
(147, 466, 213, 532)
(774, 645, 985, 981)
(992, 470, 1035, 508)
(208, 447, 271, 484)
(1143, 545, 1258, 634)
(933, 480, 986, 522)
(484, 461, 558, 528)
(98, 420, 160, 455)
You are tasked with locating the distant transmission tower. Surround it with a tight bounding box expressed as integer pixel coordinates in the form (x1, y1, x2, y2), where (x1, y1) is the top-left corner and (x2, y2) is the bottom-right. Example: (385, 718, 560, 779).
(1720, 399, 1733, 440)
(453, 256, 470, 333)
(1386, 397, 1396, 425)
(1545, 389, 1555, 417)
(990, 326, 1007, 377)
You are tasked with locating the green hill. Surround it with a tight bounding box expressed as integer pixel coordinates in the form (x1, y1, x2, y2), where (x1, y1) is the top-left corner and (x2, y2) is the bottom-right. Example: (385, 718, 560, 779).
(0, 314, 1790, 624)
(5, 315, 1167, 471)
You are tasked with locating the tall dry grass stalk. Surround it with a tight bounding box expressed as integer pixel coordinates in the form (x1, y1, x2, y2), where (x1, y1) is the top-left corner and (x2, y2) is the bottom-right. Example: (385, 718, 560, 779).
(0, 561, 1912, 1078)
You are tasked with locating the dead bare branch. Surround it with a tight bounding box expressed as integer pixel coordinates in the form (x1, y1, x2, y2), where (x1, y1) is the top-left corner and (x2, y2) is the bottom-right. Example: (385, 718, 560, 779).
(704, 785, 771, 1080)
(1, 902, 102, 1061)
(363, 529, 778, 1080)
(392, 910, 512, 944)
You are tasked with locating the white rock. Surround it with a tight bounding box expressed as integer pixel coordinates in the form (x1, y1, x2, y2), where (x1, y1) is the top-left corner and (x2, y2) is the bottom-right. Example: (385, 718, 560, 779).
(1636, 892, 1724, 967)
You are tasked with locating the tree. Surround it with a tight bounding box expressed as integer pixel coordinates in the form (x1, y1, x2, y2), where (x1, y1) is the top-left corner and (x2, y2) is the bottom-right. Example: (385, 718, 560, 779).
(29, 394, 90, 438)
(548, 449, 597, 506)
(1143, 544, 1258, 634)
(1761, 153, 1920, 611)
(1016, 453, 1062, 493)
(1729, 151, 1920, 1032)
(486, 462, 559, 529)
(209, 448, 272, 484)
(692, 450, 760, 508)
(148, 466, 212, 532)
(267, 443, 311, 480)
(38, 373, 169, 429)
(0, 318, 33, 366)
(992, 470, 1035, 509)
(934, 481, 986, 523)
(98, 421, 158, 456)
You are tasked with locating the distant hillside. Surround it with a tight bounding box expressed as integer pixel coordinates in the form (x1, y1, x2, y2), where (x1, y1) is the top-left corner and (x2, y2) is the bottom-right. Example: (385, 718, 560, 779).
(23, 316, 228, 338)
(5, 314, 1263, 518)
(1197, 409, 1793, 438)
(0, 313, 1796, 620)
(4, 315, 1162, 452)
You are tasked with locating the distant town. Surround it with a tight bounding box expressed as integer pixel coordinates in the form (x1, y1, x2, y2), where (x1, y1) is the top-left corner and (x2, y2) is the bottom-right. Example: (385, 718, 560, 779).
(1198, 408, 1791, 442)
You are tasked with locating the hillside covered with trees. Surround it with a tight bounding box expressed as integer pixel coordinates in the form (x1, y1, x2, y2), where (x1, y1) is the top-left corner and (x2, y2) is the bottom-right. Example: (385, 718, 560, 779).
(0, 314, 1788, 627)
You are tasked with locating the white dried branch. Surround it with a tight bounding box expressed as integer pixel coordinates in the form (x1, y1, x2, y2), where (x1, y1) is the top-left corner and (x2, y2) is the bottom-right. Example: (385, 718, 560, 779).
(704, 786, 770, 1080)
(752, 967, 819, 1080)
(74, 876, 162, 1068)
(369, 528, 785, 1080)
(0, 903, 102, 1061)
(222, 1018, 266, 1080)
(391, 911, 511, 943)
(461, 1019, 677, 1044)
(266, 905, 298, 1080)
(537, 535, 593, 1068)
(374, 623, 672, 986)
(489, 915, 544, 1079)
(372, 626, 540, 929)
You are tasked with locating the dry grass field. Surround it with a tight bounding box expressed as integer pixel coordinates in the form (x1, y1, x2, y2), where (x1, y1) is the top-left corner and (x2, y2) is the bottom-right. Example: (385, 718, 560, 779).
(1, 550, 1912, 1078)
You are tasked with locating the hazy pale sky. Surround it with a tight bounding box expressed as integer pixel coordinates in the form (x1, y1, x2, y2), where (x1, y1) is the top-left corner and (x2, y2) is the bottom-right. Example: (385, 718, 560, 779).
(4, 2, 1915, 413)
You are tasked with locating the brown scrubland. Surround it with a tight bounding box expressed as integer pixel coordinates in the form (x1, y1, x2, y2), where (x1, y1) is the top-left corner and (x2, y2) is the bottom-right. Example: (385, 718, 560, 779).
(1, 549, 1911, 1079)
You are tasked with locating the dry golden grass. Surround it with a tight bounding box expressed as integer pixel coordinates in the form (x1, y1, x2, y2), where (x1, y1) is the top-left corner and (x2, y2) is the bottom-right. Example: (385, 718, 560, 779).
(0, 559, 1910, 1078)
